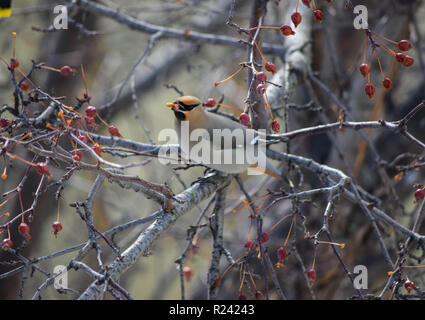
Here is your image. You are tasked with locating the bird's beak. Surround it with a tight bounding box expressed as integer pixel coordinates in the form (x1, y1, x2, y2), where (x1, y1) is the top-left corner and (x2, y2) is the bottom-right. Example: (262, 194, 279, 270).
(166, 102, 178, 110)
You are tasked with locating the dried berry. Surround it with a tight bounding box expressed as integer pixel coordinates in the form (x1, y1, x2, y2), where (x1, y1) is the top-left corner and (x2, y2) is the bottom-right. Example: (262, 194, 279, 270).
(302, 0, 312, 8)
(35, 162, 49, 175)
(277, 246, 288, 262)
(1, 238, 13, 251)
(108, 125, 120, 137)
(92, 143, 102, 155)
(84, 116, 95, 126)
(78, 135, 88, 144)
(255, 71, 267, 83)
(256, 83, 266, 95)
(280, 25, 295, 36)
(307, 268, 317, 283)
(18, 222, 31, 240)
(414, 188, 424, 202)
(9, 58, 19, 70)
(85, 106, 97, 117)
(395, 53, 406, 64)
(398, 40, 412, 52)
(403, 55, 414, 67)
(359, 64, 370, 77)
(239, 113, 251, 126)
(52, 221, 63, 236)
(60, 66, 73, 76)
(404, 280, 415, 293)
(265, 61, 276, 74)
(382, 77, 392, 89)
(291, 12, 302, 28)
(20, 81, 29, 91)
(365, 83, 375, 99)
(259, 231, 269, 243)
(72, 150, 83, 162)
(313, 10, 323, 22)
(244, 240, 254, 251)
(203, 98, 217, 107)
(0, 118, 10, 128)
(271, 120, 280, 133)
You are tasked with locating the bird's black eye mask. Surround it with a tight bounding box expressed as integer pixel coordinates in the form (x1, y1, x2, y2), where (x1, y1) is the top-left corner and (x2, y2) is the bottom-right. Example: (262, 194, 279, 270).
(175, 100, 199, 111)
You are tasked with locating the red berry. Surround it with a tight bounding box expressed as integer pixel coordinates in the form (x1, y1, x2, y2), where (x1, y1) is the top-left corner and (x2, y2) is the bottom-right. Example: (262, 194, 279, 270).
(9, 58, 19, 70)
(382, 77, 393, 89)
(238, 294, 247, 300)
(313, 10, 323, 22)
(398, 40, 412, 52)
(414, 188, 424, 202)
(20, 81, 29, 91)
(72, 150, 83, 162)
(395, 53, 406, 64)
(239, 112, 251, 126)
(183, 266, 193, 282)
(92, 144, 102, 155)
(265, 61, 276, 74)
(291, 12, 302, 28)
(255, 291, 264, 300)
(244, 240, 254, 251)
(256, 71, 267, 83)
(256, 83, 266, 95)
(277, 246, 288, 262)
(302, 0, 312, 8)
(404, 279, 415, 293)
(203, 98, 217, 107)
(108, 125, 119, 137)
(365, 83, 375, 99)
(35, 162, 49, 175)
(85, 106, 97, 117)
(0, 118, 10, 128)
(403, 55, 414, 67)
(1, 238, 13, 251)
(60, 66, 73, 76)
(259, 231, 269, 243)
(271, 120, 280, 133)
(52, 221, 63, 236)
(78, 135, 88, 144)
(359, 64, 370, 77)
(280, 25, 295, 36)
(307, 268, 317, 283)
(18, 222, 31, 240)
(84, 116, 95, 126)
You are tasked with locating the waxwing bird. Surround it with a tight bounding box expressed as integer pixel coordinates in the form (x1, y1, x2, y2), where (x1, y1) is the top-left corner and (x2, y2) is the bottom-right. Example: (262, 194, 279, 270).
(0, 0, 12, 17)
(166, 96, 282, 179)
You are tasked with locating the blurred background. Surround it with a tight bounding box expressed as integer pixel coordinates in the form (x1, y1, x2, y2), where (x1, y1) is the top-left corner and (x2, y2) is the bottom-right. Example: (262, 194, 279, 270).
(0, 0, 425, 300)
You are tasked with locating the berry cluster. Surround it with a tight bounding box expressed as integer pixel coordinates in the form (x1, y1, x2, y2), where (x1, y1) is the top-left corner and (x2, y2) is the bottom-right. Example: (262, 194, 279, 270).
(360, 31, 413, 99)
(0, 33, 126, 251)
(291, 0, 331, 27)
